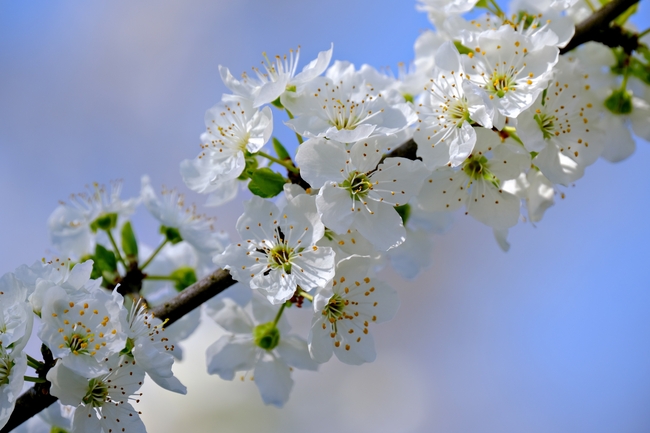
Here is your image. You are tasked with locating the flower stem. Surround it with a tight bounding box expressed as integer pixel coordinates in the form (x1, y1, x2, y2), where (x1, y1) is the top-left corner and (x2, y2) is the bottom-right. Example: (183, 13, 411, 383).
(638, 28, 650, 38)
(141, 239, 168, 271)
(105, 229, 127, 268)
(272, 302, 288, 327)
(584, 0, 597, 12)
(297, 287, 314, 302)
(502, 126, 525, 147)
(23, 376, 47, 383)
(256, 151, 301, 174)
(488, 0, 505, 17)
(285, 109, 304, 144)
(25, 355, 43, 371)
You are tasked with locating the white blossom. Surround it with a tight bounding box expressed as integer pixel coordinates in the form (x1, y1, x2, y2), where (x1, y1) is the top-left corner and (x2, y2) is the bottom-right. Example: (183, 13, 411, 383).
(205, 296, 317, 407)
(47, 356, 146, 433)
(47, 182, 139, 258)
(308, 256, 399, 365)
(219, 45, 333, 107)
(418, 128, 530, 230)
(215, 194, 335, 304)
(38, 285, 128, 378)
(296, 137, 429, 251)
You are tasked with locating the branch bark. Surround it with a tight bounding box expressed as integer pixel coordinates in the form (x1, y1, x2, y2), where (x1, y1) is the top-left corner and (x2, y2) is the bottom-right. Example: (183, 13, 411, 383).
(560, 0, 640, 54)
(1, 0, 643, 430)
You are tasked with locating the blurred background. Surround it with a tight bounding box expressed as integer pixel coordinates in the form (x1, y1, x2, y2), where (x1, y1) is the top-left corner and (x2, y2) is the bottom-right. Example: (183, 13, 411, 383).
(1, 1, 650, 432)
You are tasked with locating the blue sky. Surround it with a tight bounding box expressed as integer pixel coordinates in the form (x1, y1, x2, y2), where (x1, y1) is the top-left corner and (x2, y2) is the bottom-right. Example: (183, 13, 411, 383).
(1, 1, 649, 432)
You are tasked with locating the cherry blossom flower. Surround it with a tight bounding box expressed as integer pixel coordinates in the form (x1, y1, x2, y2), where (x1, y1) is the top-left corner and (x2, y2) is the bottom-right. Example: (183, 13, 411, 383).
(205, 296, 317, 407)
(215, 194, 335, 304)
(308, 256, 399, 365)
(219, 45, 333, 107)
(47, 356, 146, 433)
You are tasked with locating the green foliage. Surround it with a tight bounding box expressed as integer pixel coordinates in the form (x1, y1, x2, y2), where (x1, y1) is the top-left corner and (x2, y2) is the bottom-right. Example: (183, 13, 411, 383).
(614, 3, 638, 26)
(89, 213, 117, 233)
(272, 137, 291, 161)
(271, 96, 285, 109)
(160, 226, 183, 244)
(605, 88, 633, 114)
(395, 204, 411, 226)
(248, 168, 287, 198)
(120, 221, 138, 261)
(238, 152, 260, 180)
(170, 267, 198, 292)
(253, 322, 281, 351)
(454, 40, 473, 56)
(93, 244, 118, 282)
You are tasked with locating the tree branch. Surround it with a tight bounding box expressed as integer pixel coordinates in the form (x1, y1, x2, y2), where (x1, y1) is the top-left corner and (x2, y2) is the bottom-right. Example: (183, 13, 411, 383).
(1, 0, 644, 430)
(0, 268, 236, 433)
(560, 0, 640, 54)
(150, 268, 236, 326)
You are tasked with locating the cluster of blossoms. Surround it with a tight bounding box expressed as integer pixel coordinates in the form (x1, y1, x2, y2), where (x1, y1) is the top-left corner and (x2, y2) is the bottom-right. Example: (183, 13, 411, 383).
(2, 0, 649, 431)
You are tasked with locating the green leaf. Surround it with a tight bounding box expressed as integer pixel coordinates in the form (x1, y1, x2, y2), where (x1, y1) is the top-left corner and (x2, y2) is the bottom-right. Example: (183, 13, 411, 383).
(474, 0, 490, 9)
(453, 40, 473, 56)
(604, 88, 633, 114)
(248, 168, 287, 198)
(614, 3, 638, 26)
(395, 204, 411, 226)
(272, 137, 291, 161)
(628, 58, 650, 85)
(94, 244, 117, 277)
(160, 226, 183, 244)
(170, 267, 198, 292)
(238, 152, 259, 180)
(89, 213, 118, 233)
(120, 221, 138, 260)
(271, 96, 285, 109)
(120, 337, 135, 356)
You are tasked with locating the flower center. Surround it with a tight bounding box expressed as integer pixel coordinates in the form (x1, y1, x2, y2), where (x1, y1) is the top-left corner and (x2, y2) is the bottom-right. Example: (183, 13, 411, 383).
(448, 98, 471, 127)
(253, 322, 281, 351)
(464, 155, 492, 181)
(341, 171, 372, 200)
(82, 378, 109, 407)
(534, 112, 556, 140)
(0, 354, 13, 387)
(269, 243, 294, 273)
(63, 332, 94, 356)
(488, 73, 516, 98)
(323, 294, 345, 323)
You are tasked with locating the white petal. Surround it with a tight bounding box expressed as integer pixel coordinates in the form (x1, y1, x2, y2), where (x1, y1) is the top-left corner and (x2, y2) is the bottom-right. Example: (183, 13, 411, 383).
(276, 335, 319, 371)
(254, 356, 293, 407)
(205, 335, 257, 380)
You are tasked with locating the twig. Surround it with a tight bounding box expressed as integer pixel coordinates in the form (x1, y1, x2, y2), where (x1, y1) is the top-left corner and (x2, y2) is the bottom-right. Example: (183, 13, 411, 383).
(561, 0, 640, 54)
(1, 0, 643, 430)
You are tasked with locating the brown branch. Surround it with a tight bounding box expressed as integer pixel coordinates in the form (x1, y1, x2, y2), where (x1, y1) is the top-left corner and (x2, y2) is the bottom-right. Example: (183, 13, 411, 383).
(1, 0, 644, 430)
(0, 267, 236, 433)
(561, 0, 640, 54)
(150, 268, 236, 326)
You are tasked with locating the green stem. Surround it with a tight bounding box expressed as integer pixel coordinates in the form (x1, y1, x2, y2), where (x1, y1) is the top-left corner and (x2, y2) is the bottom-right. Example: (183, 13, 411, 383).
(285, 109, 304, 144)
(584, 0, 596, 12)
(256, 151, 301, 174)
(144, 275, 175, 281)
(638, 28, 650, 38)
(141, 239, 168, 271)
(105, 230, 127, 268)
(488, 0, 505, 17)
(272, 302, 288, 327)
(502, 126, 525, 147)
(25, 354, 44, 368)
(296, 287, 314, 302)
(23, 376, 47, 383)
